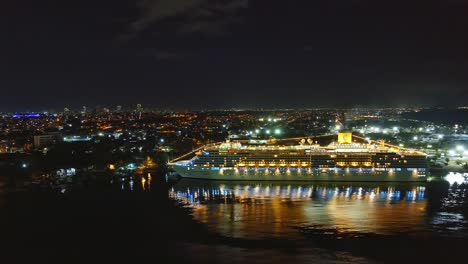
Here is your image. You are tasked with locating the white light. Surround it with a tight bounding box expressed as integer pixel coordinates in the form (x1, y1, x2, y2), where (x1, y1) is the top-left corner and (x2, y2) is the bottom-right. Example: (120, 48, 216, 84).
(365, 137, 370, 142)
(419, 127, 423, 131)
(438, 134, 444, 139)
(464, 151, 468, 156)
(374, 127, 380, 133)
(160, 138, 164, 143)
(266, 129, 271, 134)
(22, 163, 28, 168)
(393, 126, 398, 131)
(456, 145, 464, 151)
(335, 125, 341, 130)
(445, 173, 466, 185)
(448, 150, 456, 156)
(268, 118, 272, 122)
(255, 129, 260, 134)
(274, 129, 281, 135)
(399, 144, 404, 147)
(413, 136, 418, 140)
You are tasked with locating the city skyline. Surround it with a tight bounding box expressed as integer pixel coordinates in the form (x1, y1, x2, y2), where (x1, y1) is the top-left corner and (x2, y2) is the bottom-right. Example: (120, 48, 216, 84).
(3, 2, 468, 263)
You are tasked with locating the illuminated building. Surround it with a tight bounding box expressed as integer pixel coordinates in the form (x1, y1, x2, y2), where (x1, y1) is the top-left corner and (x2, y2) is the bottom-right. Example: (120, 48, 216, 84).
(34, 133, 61, 149)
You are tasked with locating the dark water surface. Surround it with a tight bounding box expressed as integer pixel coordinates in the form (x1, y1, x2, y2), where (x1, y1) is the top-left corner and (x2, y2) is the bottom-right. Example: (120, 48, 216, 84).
(2, 172, 468, 263)
(169, 179, 467, 239)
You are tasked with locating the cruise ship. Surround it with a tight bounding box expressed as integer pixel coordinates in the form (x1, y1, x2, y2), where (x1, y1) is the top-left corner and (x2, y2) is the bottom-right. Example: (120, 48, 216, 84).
(168, 133, 428, 182)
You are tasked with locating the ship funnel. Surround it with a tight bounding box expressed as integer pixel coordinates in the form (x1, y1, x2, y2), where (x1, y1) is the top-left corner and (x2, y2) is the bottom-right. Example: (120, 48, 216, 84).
(338, 132, 352, 144)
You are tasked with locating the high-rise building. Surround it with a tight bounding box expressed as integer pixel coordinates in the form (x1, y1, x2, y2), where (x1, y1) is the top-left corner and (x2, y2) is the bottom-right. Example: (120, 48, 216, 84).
(136, 104, 143, 120)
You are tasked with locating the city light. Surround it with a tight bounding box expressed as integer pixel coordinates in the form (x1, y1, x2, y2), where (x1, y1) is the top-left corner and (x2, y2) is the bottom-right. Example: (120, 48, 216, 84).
(445, 173, 466, 185)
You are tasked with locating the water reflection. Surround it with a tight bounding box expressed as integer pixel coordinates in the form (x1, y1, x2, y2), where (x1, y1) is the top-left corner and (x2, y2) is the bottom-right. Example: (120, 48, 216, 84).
(169, 180, 468, 240)
(114, 173, 153, 192)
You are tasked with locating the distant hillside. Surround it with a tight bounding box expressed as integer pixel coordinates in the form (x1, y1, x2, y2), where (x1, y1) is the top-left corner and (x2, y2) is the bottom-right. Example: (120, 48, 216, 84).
(402, 109, 468, 125)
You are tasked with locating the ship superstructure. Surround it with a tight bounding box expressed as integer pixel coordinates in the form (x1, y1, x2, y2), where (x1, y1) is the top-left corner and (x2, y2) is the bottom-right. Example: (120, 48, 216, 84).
(169, 133, 428, 181)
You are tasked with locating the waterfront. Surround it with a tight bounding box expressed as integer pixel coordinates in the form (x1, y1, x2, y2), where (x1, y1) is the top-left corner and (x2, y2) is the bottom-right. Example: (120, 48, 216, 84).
(2, 171, 468, 263)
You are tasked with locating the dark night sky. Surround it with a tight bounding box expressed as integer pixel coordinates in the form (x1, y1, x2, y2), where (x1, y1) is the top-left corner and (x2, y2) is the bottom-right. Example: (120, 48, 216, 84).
(2, 0, 468, 111)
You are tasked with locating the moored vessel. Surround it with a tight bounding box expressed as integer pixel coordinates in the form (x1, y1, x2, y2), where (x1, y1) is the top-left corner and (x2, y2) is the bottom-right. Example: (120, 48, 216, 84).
(168, 133, 428, 182)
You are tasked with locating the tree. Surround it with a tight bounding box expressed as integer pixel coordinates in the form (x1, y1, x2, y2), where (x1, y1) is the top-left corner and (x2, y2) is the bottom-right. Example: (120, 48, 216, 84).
(462, 163, 468, 173)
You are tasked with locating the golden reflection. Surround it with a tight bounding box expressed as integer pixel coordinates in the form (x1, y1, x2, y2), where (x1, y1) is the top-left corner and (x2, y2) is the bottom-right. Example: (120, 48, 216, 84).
(169, 181, 428, 239)
(141, 177, 146, 191)
(147, 173, 152, 191)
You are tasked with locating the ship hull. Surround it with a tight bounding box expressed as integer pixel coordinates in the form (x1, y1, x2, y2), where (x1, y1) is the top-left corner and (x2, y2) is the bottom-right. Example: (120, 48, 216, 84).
(171, 167, 427, 182)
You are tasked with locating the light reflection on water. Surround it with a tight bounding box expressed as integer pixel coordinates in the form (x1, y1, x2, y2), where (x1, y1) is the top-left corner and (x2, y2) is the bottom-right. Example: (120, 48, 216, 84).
(169, 180, 468, 240)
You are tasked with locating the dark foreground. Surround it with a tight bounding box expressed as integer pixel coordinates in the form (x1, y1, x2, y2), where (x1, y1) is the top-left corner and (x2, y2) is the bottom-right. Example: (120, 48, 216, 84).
(2, 173, 468, 264)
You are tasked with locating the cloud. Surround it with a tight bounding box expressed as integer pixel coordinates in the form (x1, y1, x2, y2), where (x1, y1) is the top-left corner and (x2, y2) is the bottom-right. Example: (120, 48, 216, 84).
(132, 0, 205, 31)
(153, 50, 179, 60)
(131, 0, 248, 34)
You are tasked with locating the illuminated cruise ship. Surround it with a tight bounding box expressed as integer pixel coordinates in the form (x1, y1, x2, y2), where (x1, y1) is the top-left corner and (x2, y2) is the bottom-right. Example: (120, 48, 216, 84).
(168, 133, 428, 182)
